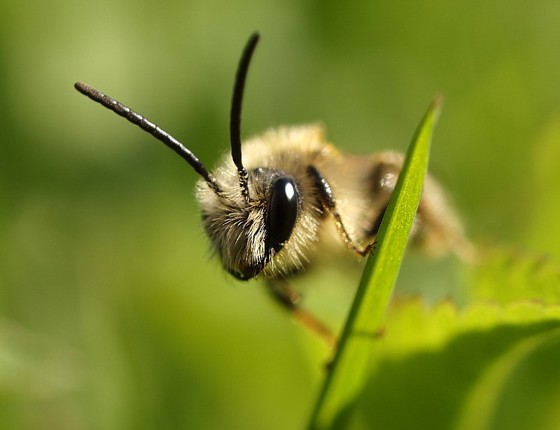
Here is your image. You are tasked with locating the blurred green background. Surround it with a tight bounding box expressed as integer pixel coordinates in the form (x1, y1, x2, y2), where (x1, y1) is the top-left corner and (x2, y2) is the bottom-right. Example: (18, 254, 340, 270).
(1, 1, 560, 429)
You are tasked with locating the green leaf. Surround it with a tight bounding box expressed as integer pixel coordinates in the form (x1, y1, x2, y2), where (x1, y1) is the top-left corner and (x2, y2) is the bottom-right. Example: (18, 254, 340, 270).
(469, 246, 560, 305)
(308, 96, 443, 429)
(348, 248, 560, 430)
(355, 299, 560, 430)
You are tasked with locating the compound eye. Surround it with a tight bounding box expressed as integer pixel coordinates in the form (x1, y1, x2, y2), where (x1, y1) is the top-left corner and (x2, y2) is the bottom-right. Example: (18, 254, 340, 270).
(267, 177, 300, 253)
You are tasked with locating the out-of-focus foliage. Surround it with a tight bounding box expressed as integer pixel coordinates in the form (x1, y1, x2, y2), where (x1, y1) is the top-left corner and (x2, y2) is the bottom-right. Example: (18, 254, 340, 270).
(1, 1, 560, 429)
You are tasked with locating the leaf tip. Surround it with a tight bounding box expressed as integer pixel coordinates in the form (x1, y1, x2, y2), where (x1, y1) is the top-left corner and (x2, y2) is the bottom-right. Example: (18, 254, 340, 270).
(432, 93, 444, 119)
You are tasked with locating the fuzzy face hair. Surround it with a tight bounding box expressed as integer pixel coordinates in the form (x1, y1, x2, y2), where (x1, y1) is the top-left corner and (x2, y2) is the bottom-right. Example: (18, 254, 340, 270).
(196, 125, 327, 280)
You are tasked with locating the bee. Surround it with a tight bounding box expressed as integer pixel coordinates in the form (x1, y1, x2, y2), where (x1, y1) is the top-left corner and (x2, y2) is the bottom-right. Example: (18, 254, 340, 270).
(75, 33, 468, 343)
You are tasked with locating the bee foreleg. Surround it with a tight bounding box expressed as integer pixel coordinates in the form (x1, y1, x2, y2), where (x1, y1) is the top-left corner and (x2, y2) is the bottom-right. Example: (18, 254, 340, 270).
(307, 165, 373, 257)
(266, 279, 336, 348)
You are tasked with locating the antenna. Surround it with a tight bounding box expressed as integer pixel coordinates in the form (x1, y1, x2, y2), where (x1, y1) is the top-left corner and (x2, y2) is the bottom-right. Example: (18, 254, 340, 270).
(74, 82, 221, 194)
(230, 32, 260, 201)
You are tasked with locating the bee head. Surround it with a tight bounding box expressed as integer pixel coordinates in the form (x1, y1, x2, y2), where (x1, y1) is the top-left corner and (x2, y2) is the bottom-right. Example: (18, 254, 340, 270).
(197, 166, 302, 280)
(75, 33, 309, 281)
(196, 33, 307, 280)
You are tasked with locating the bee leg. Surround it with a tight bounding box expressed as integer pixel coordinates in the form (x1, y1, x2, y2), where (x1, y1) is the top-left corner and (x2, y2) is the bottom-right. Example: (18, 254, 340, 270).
(307, 165, 373, 257)
(266, 279, 337, 348)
